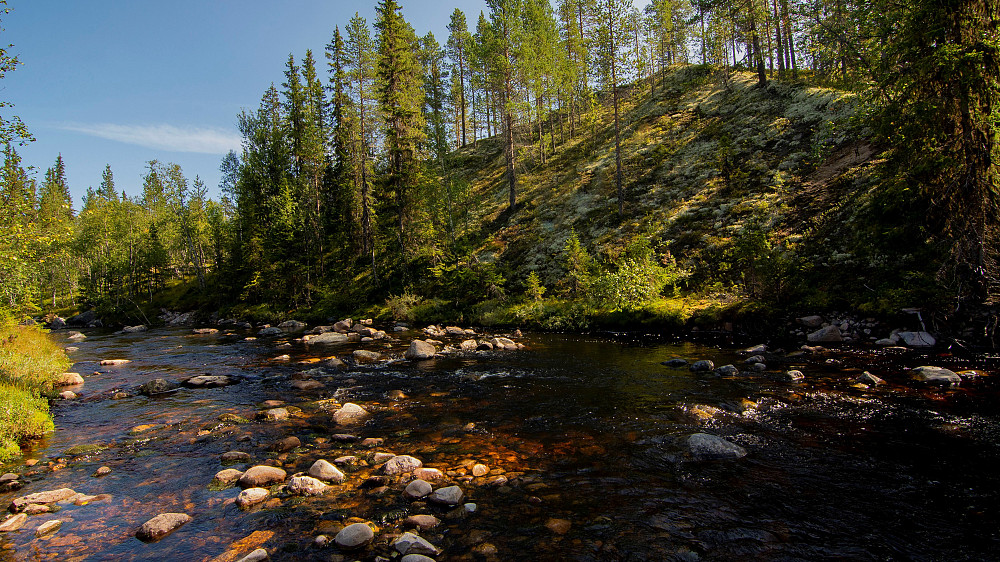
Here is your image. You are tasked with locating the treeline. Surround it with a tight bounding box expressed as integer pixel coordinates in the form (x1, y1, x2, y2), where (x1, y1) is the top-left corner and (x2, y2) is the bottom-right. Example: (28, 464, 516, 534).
(1, 0, 996, 319)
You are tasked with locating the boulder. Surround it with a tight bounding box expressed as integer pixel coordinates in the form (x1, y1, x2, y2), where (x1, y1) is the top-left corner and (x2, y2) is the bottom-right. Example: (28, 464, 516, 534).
(460, 339, 479, 351)
(413, 468, 445, 481)
(402, 514, 440, 530)
(334, 522, 374, 549)
(427, 485, 464, 505)
(138, 378, 177, 396)
(807, 325, 843, 343)
(278, 320, 307, 332)
(66, 310, 96, 327)
(308, 459, 345, 483)
(661, 358, 688, 367)
(66, 331, 86, 341)
(333, 403, 368, 424)
(798, 315, 824, 328)
(59, 390, 77, 400)
(404, 340, 436, 360)
(690, 360, 715, 372)
(779, 370, 805, 382)
(122, 325, 147, 333)
(898, 331, 936, 347)
(714, 364, 739, 376)
(352, 350, 382, 364)
(212, 469, 244, 486)
(686, 433, 747, 460)
(135, 513, 191, 542)
(35, 520, 62, 537)
(238, 466, 287, 488)
(404, 479, 433, 499)
(10, 488, 77, 512)
(492, 337, 517, 350)
(236, 488, 269, 509)
(183, 375, 233, 388)
(911, 366, 961, 385)
(857, 371, 884, 385)
(258, 327, 282, 337)
(47, 316, 66, 330)
(333, 320, 353, 333)
(306, 332, 349, 345)
(393, 532, 441, 556)
(384, 455, 423, 475)
(287, 476, 327, 496)
(54, 372, 84, 387)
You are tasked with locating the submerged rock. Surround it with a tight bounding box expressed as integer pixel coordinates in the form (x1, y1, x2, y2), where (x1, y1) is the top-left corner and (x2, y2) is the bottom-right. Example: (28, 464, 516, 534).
(35, 520, 62, 537)
(661, 358, 688, 367)
(307, 332, 349, 345)
(10, 488, 77, 512)
(183, 374, 234, 388)
(135, 512, 191, 542)
(54, 372, 84, 386)
(0, 513, 27, 532)
(138, 378, 177, 396)
(404, 479, 433, 499)
(352, 350, 382, 364)
(685, 433, 747, 460)
(403, 514, 441, 530)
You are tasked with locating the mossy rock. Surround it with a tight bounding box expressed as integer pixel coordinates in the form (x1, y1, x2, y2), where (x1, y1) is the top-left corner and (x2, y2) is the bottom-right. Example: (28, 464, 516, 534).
(218, 413, 251, 424)
(65, 443, 106, 456)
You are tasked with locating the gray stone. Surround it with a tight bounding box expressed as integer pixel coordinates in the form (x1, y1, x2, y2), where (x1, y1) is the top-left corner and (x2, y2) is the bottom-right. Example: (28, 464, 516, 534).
(714, 364, 739, 376)
(404, 340, 436, 360)
(235, 548, 269, 562)
(898, 331, 936, 347)
(138, 378, 176, 396)
(858, 371, 884, 385)
(287, 475, 327, 495)
(135, 512, 191, 542)
(309, 459, 345, 483)
(66, 331, 87, 341)
(798, 315, 824, 328)
(384, 455, 423, 475)
(291, 379, 323, 391)
(258, 326, 282, 336)
(352, 349, 382, 364)
(238, 465, 287, 488)
(393, 532, 441, 556)
(183, 375, 233, 388)
(492, 337, 517, 350)
(661, 358, 688, 367)
(690, 360, 715, 372)
(333, 403, 368, 424)
(213, 469, 244, 486)
(307, 332, 349, 345)
(428, 485, 464, 505)
(400, 555, 437, 562)
(780, 370, 805, 382)
(66, 310, 96, 327)
(334, 522, 374, 549)
(59, 390, 77, 400)
(911, 366, 961, 385)
(278, 320, 307, 332)
(403, 479, 433, 499)
(686, 433, 747, 460)
(413, 468, 445, 481)
(460, 339, 479, 351)
(236, 487, 269, 508)
(807, 325, 843, 343)
(122, 324, 147, 333)
(47, 316, 66, 329)
(220, 451, 251, 464)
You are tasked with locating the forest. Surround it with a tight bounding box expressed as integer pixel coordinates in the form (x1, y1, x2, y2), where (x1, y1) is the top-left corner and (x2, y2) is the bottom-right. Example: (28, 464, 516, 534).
(1, 0, 997, 334)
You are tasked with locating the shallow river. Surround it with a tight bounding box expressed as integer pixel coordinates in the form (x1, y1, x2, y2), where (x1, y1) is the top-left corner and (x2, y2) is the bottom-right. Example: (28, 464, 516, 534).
(2, 326, 999, 561)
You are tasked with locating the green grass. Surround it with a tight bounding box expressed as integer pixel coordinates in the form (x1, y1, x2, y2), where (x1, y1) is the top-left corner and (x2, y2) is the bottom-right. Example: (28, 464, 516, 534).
(0, 317, 69, 462)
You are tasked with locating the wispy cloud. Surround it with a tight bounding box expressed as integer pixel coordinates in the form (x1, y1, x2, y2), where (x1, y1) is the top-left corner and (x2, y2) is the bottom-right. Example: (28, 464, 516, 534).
(58, 123, 241, 155)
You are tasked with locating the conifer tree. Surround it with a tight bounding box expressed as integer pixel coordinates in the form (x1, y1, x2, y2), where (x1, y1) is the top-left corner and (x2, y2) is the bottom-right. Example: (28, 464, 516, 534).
(486, 0, 523, 210)
(593, 0, 632, 215)
(446, 9, 472, 147)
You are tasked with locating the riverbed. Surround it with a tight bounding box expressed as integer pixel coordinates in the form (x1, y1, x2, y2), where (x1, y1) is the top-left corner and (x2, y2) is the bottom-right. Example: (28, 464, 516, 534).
(2, 326, 999, 561)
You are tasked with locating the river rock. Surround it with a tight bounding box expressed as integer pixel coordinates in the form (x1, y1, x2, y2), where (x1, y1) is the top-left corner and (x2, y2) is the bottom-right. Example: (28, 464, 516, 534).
(66, 331, 86, 340)
(213, 469, 244, 486)
(258, 327, 282, 337)
(122, 325, 147, 333)
(10, 488, 77, 512)
(858, 371, 884, 385)
(661, 358, 688, 367)
(403, 514, 441, 530)
(333, 319, 353, 333)
(492, 337, 517, 350)
(308, 332, 349, 345)
(352, 350, 382, 364)
(898, 331, 936, 347)
(686, 433, 747, 460)
(400, 555, 437, 562)
(690, 360, 715, 372)
(239, 466, 287, 488)
(779, 370, 805, 382)
(278, 320, 307, 332)
(184, 375, 233, 388)
(460, 339, 479, 351)
(911, 366, 961, 385)
(807, 325, 843, 343)
(287, 475, 327, 495)
(258, 408, 289, 422)
(59, 390, 77, 400)
(135, 513, 191, 542)
(309, 459, 345, 483)
(384, 455, 423, 475)
(405, 340, 436, 360)
(413, 468, 445, 481)
(715, 364, 739, 376)
(291, 379, 323, 391)
(221, 451, 252, 464)
(477, 341, 494, 351)
(236, 488, 269, 508)
(100, 359, 131, 366)
(546, 518, 572, 535)
(138, 378, 176, 395)
(471, 463, 489, 477)
(393, 532, 441, 556)
(428, 485, 464, 505)
(334, 522, 374, 549)
(192, 328, 218, 334)
(269, 436, 301, 453)
(0, 513, 27, 532)
(67, 310, 96, 327)
(333, 403, 368, 424)
(404, 479, 433, 499)
(798, 315, 824, 328)
(35, 520, 62, 537)
(235, 548, 269, 562)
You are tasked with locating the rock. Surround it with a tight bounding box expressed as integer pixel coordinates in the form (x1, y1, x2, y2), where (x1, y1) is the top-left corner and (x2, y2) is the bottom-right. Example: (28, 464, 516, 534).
(798, 315, 824, 328)
(372, 452, 396, 464)
(780, 370, 805, 382)
(122, 325, 147, 333)
(360, 437, 384, 447)
(742, 344, 767, 354)
(471, 463, 489, 477)
(714, 364, 739, 376)
(404, 479, 433, 499)
(100, 359, 131, 366)
(287, 476, 327, 495)
(238, 466, 287, 488)
(413, 468, 445, 481)
(221, 451, 252, 464)
(428, 485, 464, 505)
(235, 548, 269, 562)
(352, 350, 382, 364)
(384, 455, 423, 475)
(387, 389, 407, 401)
(0, 513, 27, 532)
(93, 466, 112, 477)
(690, 360, 715, 372)
(213, 469, 244, 486)
(184, 375, 233, 388)
(807, 325, 843, 343)
(236, 487, 270, 508)
(258, 327, 282, 337)
(404, 340, 437, 360)
(10, 488, 77, 512)
(492, 337, 517, 350)
(858, 371, 884, 385)
(24, 503, 52, 515)
(47, 316, 66, 329)
(686, 433, 747, 460)
(67, 310, 96, 327)
(309, 459, 345, 483)
(333, 319, 353, 333)
(460, 339, 479, 351)
(323, 357, 347, 369)
(744, 355, 766, 364)
(898, 331, 936, 347)
(59, 390, 77, 400)
(0, 473, 16, 483)
(66, 331, 86, 341)
(477, 342, 494, 351)
(393, 532, 441, 556)
(334, 456, 359, 465)
(291, 380, 323, 391)
(138, 378, 176, 396)
(911, 366, 961, 385)
(545, 518, 572, 535)
(333, 403, 368, 424)
(259, 408, 289, 422)
(278, 320, 307, 332)
(400, 555, 437, 562)
(35, 519, 62, 537)
(192, 328, 219, 334)
(445, 326, 466, 336)
(403, 514, 441, 531)
(875, 338, 896, 346)
(661, 358, 688, 367)
(135, 513, 191, 542)
(269, 436, 301, 453)
(307, 332, 349, 345)
(334, 522, 374, 549)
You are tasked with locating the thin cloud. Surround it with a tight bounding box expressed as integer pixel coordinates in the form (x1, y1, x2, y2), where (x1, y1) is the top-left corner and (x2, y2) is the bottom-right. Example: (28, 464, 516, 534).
(59, 123, 241, 155)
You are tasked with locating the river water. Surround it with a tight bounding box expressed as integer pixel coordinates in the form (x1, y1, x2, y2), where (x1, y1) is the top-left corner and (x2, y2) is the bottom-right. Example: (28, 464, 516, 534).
(1, 326, 999, 561)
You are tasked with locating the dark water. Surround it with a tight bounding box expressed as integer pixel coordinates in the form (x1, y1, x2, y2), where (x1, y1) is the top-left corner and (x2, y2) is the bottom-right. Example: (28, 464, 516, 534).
(2, 327, 999, 561)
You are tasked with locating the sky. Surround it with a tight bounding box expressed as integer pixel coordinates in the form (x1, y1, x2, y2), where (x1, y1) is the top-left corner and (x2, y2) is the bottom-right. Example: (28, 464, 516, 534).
(2, 0, 488, 206)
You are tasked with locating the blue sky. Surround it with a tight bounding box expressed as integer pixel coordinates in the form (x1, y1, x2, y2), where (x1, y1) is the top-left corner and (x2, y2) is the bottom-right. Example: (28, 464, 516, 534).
(3, 0, 487, 206)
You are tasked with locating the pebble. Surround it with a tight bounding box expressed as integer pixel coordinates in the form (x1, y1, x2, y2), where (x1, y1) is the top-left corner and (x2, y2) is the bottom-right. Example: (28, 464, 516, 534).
(384, 455, 423, 475)
(309, 459, 345, 483)
(237, 488, 270, 508)
(135, 513, 191, 542)
(334, 522, 374, 549)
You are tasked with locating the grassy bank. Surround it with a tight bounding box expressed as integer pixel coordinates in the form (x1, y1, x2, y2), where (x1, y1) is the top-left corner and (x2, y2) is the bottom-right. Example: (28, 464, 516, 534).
(0, 316, 68, 462)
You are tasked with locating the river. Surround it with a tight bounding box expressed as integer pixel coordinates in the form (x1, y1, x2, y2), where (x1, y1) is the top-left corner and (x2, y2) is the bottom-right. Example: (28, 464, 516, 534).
(1, 325, 999, 560)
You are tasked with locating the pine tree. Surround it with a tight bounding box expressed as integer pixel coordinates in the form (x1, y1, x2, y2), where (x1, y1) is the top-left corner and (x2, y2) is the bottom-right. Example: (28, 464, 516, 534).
(486, 0, 523, 211)
(447, 9, 472, 147)
(593, 0, 632, 215)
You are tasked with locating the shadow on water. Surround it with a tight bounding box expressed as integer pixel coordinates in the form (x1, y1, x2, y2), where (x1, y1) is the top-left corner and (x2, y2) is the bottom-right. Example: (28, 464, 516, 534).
(1, 328, 999, 560)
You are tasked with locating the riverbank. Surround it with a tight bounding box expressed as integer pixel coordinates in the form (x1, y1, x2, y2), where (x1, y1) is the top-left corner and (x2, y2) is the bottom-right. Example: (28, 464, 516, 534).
(0, 319, 69, 462)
